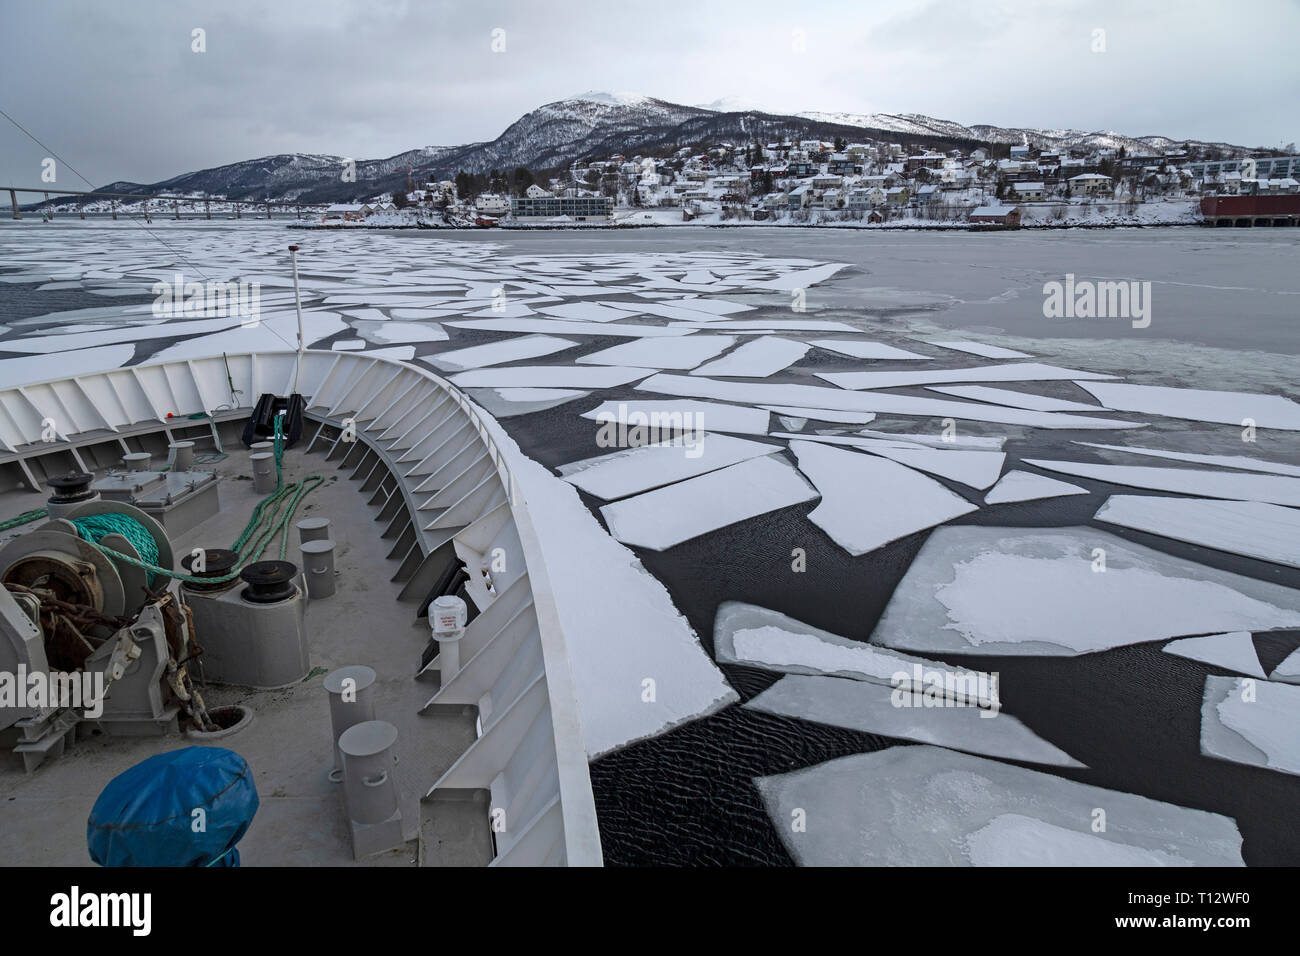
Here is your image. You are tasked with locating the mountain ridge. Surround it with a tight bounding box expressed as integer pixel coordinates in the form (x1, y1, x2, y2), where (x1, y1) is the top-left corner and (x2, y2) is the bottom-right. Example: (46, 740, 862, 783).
(82, 93, 1260, 205)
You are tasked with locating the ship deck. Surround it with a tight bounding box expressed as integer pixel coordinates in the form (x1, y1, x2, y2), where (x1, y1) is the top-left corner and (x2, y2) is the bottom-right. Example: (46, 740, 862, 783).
(0, 443, 493, 867)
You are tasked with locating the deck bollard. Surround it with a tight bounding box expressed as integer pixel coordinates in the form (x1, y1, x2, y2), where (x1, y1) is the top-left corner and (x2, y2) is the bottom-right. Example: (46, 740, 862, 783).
(323, 665, 376, 783)
(338, 720, 404, 859)
(250, 452, 277, 494)
(296, 516, 331, 544)
(301, 539, 336, 598)
(168, 440, 195, 471)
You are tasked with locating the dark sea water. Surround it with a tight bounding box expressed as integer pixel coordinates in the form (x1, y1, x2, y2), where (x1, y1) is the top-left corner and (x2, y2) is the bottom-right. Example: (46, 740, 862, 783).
(506, 380, 1300, 867)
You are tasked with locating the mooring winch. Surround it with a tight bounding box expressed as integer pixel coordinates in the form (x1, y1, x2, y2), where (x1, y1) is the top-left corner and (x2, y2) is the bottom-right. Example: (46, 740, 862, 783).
(0, 499, 212, 771)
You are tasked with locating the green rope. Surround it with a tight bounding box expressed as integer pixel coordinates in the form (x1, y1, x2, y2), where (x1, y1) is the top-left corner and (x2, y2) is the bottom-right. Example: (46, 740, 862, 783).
(12, 415, 316, 588)
(70, 513, 163, 587)
(0, 508, 48, 532)
(56, 415, 319, 586)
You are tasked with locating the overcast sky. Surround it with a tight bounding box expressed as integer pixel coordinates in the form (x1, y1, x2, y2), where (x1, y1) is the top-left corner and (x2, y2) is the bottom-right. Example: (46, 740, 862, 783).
(2, 0, 1296, 189)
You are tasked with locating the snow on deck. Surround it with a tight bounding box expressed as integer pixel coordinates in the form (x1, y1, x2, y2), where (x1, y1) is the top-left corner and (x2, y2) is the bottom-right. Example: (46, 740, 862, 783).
(477, 410, 738, 757)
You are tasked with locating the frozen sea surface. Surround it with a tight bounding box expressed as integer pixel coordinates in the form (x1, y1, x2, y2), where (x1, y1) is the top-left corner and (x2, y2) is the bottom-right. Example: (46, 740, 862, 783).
(4, 222, 1298, 866)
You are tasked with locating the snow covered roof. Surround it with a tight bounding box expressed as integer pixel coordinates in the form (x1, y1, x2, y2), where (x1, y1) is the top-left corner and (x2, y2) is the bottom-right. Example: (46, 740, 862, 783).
(970, 205, 1015, 217)
(1068, 173, 1112, 181)
(1013, 182, 1046, 191)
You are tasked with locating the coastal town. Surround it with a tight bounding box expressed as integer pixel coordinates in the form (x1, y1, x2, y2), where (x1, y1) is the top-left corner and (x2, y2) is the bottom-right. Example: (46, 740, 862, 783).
(320, 140, 1300, 229)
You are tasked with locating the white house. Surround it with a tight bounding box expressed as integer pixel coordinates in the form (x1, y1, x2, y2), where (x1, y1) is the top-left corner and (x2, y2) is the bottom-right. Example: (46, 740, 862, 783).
(1012, 182, 1047, 201)
(1067, 173, 1113, 197)
(475, 194, 511, 215)
(322, 203, 372, 221)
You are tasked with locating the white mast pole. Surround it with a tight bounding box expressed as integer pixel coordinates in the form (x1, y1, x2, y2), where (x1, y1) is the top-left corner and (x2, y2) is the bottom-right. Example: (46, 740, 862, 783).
(289, 243, 304, 393)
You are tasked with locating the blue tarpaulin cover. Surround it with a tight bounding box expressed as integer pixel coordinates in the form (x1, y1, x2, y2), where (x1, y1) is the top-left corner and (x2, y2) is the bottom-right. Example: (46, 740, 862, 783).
(87, 746, 259, 867)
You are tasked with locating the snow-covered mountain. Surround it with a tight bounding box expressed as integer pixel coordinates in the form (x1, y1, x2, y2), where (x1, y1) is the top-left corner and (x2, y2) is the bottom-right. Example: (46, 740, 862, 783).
(797, 110, 1246, 156)
(83, 93, 1255, 205)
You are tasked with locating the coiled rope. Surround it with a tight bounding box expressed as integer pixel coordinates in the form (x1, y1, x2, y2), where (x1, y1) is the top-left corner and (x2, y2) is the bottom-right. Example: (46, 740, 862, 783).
(70, 513, 163, 587)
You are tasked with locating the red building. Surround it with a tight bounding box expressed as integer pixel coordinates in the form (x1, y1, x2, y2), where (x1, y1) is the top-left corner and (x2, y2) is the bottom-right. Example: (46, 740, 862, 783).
(1200, 195, 1300, 226)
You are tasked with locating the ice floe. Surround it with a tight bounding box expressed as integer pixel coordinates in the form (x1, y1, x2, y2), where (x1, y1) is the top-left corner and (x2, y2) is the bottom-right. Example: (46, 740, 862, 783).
(1163, 633, 1266, 678)
(690, 337, 809, 377)
(1201, 676, 1300, 777)
(1024, 459, 1300, 507)
(755, 746, 1244, 866)
(1074, 442, 1300, 478)
(679, 318, 859, 332)
(927, 340, 1032, 359)
(1078, 382, 1300, 431)
(760, 406, 877, 425)
(351, 321, 449, 345)
(423, 334, 577, 372)
(984, 470, 1089, 505)
(537, 302, 643, 322)
(446, 318, 695, 337)
(1272, 647, 1300, 684)
(870, 526, 1300, 656)
(789, 439, 976, 554)
(558, 434, 778, 500)
(712, 601, 992, 703)
(449, 365, 649, 389)
(809, 339, 928, 360)
(463, 388, 589, 417)
(149, 310, 347, 362)
(667, 298, 753, 315)
(576, 335, 736, 370)
(930, 384, 1102, 412)
(855, 429, 1006, 451)
(777, 433, 1005, 489)
(1095, 495, 1300, 568)
(963, 815, 1202, 867)
(817, 362, 1115, 391)
(746, 262, 848, 290)
(598, 454, 818, 551)
(747, 675, 1082, 766)
(636, 374, 1144, 430)
(580, 399, 771, 435)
